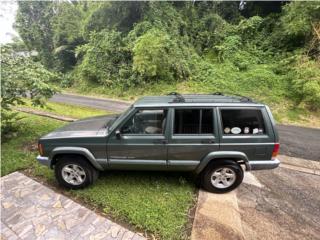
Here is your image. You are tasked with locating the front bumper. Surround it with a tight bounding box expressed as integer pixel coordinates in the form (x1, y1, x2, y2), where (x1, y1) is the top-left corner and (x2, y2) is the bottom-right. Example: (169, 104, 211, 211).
(36, 155, 51, 167)
(249, 158, 280, 170)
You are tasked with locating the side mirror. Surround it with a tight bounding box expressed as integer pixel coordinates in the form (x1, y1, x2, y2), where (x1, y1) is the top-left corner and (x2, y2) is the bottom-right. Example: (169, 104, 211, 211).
(115, 130, 121, 139)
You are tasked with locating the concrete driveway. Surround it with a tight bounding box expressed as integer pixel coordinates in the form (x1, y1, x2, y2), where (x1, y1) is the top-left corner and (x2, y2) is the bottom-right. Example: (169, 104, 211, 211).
(192, 159, 320, 240)
(238, 167, 320, 240)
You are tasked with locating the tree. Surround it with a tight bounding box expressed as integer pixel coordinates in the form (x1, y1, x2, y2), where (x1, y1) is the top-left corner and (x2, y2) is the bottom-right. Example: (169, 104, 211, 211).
(52, 2, 86, 72)
(84, 2, 146, 34)
(76, 30, 130, 85)
(15, 1, 55, 68)
(132, 28, 191, 82)
(1, 45, 58, 136)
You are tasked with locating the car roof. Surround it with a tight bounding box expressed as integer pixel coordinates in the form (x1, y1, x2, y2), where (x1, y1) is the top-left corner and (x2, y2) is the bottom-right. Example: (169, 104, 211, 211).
(133, 93, 265, 108)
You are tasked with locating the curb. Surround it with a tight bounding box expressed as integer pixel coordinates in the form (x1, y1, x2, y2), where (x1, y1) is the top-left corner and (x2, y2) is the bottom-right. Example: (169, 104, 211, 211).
(61, 92, 133, 104)
(191, 190, 245, 240)
(14, 107, 77, 122)
(278, 155, 320, 176)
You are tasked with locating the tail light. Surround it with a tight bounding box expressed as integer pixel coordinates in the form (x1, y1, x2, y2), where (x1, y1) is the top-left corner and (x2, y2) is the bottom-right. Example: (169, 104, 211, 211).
(38, 143, 44, 156)
(272, 143, 280, 159)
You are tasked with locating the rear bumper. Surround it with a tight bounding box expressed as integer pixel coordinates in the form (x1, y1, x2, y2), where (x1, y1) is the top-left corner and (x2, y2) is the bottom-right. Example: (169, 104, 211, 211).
(36, 155, 51, 167)
(249, 158, 280, 170)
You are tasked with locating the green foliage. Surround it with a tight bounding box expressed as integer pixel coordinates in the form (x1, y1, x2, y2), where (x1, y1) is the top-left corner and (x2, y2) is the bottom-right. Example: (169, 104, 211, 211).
(1, 113, 64, 175)
(1, 46, 58, 136)
(75, 30, 131, 86)
(238, 16, 263, 40)
(85, 2, 145, 34)
(281, 2, 320, 39)
(291, 57, 320, 110)
(188, 12, 232, 53)
(14, 1, 320, 112)
(52, 3, 85, 72)
(133, 28, 191, 81)
(15, 1, 55, 68)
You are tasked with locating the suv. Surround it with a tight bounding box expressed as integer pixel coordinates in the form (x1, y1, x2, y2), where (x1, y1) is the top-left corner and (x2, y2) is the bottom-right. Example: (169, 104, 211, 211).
(37, 93, 280, 193)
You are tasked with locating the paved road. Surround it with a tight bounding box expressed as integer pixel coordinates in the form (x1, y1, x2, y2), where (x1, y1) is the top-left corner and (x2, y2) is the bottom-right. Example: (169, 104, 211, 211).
(50, 93, 320, 161)
(50, 93, 130, 113)
(277, 125, 320, 161)
(238, 168, 320, 240)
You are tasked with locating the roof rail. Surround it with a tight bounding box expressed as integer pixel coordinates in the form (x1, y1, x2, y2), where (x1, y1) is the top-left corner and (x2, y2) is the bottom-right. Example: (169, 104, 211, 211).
(231, 94, 253, 102)
(212, 92, 253, 102)
(167, 92, 185, 103)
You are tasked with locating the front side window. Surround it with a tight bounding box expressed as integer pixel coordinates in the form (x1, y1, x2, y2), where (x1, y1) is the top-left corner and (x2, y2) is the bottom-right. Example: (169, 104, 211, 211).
(174, 109, 214, 134)
(120, 109, 167, 134)
(220, 109, 265, 135)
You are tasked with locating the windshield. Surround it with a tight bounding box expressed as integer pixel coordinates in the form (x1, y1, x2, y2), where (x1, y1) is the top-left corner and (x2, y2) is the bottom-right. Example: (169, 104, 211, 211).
(108, 105, 133, 131)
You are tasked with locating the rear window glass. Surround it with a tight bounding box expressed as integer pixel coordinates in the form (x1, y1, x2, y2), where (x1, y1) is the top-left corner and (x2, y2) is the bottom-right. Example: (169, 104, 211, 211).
(174, 109, 213, 134)
(220, 109, 265, 135)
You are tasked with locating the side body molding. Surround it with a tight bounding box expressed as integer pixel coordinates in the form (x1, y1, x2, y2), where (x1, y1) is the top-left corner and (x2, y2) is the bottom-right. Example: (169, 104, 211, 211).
(195, 151, 250, 174)
(49, 147, 104, 171)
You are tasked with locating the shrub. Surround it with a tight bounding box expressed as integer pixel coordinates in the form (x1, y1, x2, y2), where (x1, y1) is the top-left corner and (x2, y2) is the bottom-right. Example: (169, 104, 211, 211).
(1, 46, 57, 137)
(291, 56, 320, 110)
(132, 28, 191, 82)
(76, 30, 130, 86)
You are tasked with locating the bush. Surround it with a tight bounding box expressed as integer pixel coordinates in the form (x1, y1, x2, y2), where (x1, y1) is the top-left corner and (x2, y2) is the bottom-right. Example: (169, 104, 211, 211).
(132, 28, 191, 82)
(76, 30, 131, 86)
(291, 56, 320, 110)
(1, 45, 57, 137)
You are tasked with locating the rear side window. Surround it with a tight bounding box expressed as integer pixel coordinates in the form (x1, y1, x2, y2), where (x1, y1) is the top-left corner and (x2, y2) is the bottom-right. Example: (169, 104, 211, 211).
(174, 109, 213, 134)
(220, 109, 265, 135)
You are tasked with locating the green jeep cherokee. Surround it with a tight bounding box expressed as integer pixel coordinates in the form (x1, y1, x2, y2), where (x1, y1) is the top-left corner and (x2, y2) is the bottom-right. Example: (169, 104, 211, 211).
(37, 93, 280, 193)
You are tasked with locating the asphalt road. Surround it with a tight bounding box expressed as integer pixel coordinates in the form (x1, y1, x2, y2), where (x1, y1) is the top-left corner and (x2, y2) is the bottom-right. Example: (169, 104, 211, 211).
(277, 125, 320, 161)
(50, 93, 320, 161)
(238, 168, 320, 240)
(50, 93, 130, 113)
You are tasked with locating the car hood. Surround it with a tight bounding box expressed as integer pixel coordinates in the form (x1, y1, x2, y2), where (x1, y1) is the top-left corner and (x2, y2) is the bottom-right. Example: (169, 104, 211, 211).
(42, 114, 119, 139)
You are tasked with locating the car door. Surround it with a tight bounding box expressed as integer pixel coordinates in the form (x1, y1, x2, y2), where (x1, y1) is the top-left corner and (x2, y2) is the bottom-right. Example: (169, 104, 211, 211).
(217, 107, 276, 160)
(107, 108, 169, 170)
(167, 107, 219, 171)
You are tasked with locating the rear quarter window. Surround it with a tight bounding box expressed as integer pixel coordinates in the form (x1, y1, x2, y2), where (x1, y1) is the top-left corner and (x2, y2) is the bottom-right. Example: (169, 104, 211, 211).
(220, 109, 266, 135)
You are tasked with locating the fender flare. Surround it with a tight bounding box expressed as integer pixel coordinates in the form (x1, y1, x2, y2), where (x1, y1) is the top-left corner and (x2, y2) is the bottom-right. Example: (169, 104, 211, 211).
(195, 151, 250, 174)
(49, 147, 104, 171)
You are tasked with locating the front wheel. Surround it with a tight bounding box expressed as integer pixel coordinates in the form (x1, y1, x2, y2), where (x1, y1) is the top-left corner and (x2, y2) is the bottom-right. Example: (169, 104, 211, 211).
(201, 160, 244, 193)
(55, 156, 99, 189)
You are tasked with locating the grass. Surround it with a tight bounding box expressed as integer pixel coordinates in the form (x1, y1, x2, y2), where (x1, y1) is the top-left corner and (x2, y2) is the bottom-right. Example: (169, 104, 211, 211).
(21, 99, 110, 119)
(1, 112, 196, 239)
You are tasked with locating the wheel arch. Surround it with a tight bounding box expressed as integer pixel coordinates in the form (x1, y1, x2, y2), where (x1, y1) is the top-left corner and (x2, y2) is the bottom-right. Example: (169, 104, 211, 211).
(50, 147, 103, 171)
(195, 151, 250, 174)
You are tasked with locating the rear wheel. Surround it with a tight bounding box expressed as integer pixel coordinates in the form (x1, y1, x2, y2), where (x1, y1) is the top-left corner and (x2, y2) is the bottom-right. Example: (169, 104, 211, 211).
(55, 156, 99, 189)
(201, 160, 244, 193)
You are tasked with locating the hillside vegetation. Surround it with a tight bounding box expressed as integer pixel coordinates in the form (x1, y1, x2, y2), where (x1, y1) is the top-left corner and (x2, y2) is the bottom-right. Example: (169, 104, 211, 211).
(12, 2, 320, 118)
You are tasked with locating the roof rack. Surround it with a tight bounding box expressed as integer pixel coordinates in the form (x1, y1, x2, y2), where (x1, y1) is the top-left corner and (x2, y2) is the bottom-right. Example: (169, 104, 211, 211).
(167, 92, 185, 103)
(167, 92, 253, 103)
(231, 94, 252, 102)
(211, 92, 252, 102)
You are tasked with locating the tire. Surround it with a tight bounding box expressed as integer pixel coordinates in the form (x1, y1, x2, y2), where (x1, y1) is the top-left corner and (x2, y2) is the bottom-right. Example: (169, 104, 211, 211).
(54, 155, 99, 189)
(201, 160, 244, 193)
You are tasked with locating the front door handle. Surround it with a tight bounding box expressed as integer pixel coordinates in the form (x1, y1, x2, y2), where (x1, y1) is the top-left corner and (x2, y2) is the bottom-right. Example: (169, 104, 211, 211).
(201, 139, 215, 144)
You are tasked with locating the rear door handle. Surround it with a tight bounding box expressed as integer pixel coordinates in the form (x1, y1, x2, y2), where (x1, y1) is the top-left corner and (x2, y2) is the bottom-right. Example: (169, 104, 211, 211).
(201, 139, 214, 144)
